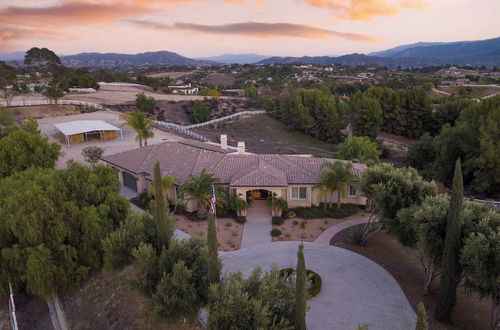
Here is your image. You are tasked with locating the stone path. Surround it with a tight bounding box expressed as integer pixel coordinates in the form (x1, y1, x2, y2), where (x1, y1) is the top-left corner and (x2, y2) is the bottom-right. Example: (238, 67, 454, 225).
(221, 241, 416, 330)
(314, 215, 377, 245)
(240, 200, 272, 248)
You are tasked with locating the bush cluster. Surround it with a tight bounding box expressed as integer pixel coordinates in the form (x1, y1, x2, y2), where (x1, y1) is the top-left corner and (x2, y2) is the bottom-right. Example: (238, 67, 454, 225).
(272, 216, 284, 225)
(294, 204, 359, 219)
(271, 228, 282, 237)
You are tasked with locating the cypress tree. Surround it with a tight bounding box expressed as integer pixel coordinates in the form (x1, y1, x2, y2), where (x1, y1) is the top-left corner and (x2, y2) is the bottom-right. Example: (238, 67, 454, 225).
(435, 158, 463, 323)
(415, 302, 429, 330)
(294, 243, 307, 330)
(207, 212, 220, 284)
(152, 162, 172, 249)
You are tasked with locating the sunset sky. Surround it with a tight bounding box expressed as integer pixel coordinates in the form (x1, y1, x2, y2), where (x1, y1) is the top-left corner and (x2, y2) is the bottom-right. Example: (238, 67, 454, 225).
(0, 0, 498, 57)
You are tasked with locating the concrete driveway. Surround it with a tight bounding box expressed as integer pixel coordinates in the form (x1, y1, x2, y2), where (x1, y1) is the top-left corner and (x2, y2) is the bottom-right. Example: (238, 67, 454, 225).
(221, 241, 416, 330)
(240, 200, 272, 248)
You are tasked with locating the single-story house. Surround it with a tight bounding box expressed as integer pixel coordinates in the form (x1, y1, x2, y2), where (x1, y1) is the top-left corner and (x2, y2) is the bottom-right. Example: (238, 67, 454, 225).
(101, 138, 368, 214)
(55, 120, 122, 146)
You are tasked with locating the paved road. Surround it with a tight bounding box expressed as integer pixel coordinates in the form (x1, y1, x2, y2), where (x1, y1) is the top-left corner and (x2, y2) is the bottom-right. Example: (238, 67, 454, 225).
(221, 241, 416, 330)
(240, 200, 272, 248)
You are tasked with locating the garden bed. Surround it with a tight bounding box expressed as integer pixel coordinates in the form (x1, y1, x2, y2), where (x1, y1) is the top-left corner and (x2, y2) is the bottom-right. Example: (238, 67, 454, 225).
(331, 228, 490, 330)
(279, 268, 322, 298)
(272, 212, 370, 242)
(175, 215, 244, 251)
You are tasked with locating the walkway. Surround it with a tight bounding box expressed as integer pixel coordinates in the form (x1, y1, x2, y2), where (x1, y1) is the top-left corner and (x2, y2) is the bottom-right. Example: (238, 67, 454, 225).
(314, 216, 376, 245)
(221, 241, 416, 330)
(119, 186, 191, 240)
(240, 200, 272, 248)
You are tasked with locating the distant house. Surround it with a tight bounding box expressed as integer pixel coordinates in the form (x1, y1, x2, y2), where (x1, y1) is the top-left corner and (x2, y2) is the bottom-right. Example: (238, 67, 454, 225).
(442, 78, 470, 86)
(357, 72, 375, 78)
(68, 88, 97, 93)
(167, 83, 199, 95)
(101, 138, 368, 214)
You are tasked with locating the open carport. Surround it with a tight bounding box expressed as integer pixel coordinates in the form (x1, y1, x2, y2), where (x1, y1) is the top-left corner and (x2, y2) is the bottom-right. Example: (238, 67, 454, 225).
(54, 120, 122, 146)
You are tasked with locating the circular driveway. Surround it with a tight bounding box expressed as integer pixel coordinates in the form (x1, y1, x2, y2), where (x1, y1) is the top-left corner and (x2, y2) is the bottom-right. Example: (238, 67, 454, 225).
(221, 241, 416, 330)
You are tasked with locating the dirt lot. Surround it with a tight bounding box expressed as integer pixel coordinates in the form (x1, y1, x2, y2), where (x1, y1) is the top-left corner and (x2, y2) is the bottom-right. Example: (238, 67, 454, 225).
(331, 229, 490, 330)
(0, 267, 203, 330)
(175, 216, 243, 251)
(193, 115, 338, 156)
(272, 212, 369, 242)
(11, 85, 215, 106)
(110, 97, 263, 126)
(37, 110, 183, 168)
(437, 85, 500, 98)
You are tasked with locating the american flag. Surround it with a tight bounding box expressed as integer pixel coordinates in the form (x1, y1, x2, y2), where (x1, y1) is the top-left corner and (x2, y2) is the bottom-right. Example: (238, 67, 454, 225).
(210, 185, 217, 215)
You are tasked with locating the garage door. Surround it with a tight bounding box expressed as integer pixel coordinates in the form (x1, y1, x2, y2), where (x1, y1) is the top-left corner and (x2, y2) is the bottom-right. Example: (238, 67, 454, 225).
(123, 172, 138, 192)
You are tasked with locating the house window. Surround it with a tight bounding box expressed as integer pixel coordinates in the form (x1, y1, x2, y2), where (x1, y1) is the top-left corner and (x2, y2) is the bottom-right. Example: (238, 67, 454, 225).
(348, 184, 357, 197)
(291, 187, 307, 200)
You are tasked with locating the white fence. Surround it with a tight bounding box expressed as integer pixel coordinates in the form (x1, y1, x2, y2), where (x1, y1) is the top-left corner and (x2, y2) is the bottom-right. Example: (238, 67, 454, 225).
(0, 99, 110, 111)
(154, 110, 266, 142)
(184, 110, 266, 129)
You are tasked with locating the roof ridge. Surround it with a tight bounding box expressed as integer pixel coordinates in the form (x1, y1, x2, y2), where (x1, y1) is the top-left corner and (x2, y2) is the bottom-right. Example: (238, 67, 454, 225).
(138, 144, 161, 173)
(278, 155, 316, 177)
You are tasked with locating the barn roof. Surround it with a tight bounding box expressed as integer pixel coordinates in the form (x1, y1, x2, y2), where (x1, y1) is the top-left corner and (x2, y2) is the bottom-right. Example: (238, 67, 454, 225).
(54, 120, 121, 136)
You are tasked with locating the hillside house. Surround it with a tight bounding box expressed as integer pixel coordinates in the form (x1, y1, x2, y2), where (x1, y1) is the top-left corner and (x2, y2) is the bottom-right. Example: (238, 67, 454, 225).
(101, 138, 368, 216)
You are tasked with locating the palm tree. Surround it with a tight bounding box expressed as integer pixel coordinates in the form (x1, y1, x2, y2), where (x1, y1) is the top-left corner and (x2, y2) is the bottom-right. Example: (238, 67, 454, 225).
(320, 161, 356, 209)
(181, 169, 219, 218)
(121, 111, 154, 147)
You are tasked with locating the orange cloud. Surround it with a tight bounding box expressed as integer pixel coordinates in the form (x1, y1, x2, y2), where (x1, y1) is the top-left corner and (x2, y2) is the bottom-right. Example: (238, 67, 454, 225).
(130, 20, 381, 41)
(0, 25, 69, 51)
(0, 1, 153, 28)
(300, 0, 428, 21)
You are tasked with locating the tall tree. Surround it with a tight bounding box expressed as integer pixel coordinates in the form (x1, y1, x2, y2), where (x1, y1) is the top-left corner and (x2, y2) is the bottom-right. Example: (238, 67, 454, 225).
(0, 128, 60, 178)
(294, 243, 307, 330)
(336, 136, 381, 164)
(135, 93, 156, 113)
(320, 161, 356, 209)
(207, 213, 221, 284)
(350, 92, 383, 139)
(0, 162, 129, 298)
(460, 219, 500, 330)
(435, 159, 464, 323)
(121, 111, 154, 147)
(152, 162, 173, 250)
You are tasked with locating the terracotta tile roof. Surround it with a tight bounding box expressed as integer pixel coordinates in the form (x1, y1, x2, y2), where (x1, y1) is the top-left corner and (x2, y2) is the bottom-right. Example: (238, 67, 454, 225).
(101, 141, 367, 186)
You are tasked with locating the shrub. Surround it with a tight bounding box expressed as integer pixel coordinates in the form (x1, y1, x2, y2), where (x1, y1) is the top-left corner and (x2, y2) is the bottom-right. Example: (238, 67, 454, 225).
(294, 204, 359, 219)
(300, 221, 306, 229)
(236, 216, 246, 224)
(131, 191, 152, 210)
(292, 220, 299, 225)
(348, 226, 365, 245)
(285, 233, 291, 238)
(287, 210, 296, 218)
(271, 228, 282, 237)
(279, 268, 322, 298)
(225, 221, 232, 227)
(272, 216, 284, 225)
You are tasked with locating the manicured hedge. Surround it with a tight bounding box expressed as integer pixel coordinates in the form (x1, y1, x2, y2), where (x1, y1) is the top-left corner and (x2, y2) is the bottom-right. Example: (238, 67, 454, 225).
(236, 216, 247, 224)
(279, 268, 322, 298)
(294, 204, 359, 219)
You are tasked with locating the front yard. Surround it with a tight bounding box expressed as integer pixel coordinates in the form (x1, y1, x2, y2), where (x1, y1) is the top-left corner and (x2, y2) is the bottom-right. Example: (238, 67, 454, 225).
(174, 215, 244, 251)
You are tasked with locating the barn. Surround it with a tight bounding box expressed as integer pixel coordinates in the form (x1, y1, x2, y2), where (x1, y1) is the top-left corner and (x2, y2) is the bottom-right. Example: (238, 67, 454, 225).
(54, 120, 122, 146)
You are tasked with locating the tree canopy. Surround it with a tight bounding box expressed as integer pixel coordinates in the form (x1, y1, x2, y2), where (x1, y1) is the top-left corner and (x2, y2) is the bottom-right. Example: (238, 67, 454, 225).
(0, 162, 129, 298)
(336, 136, 381, 164)
(0, 126, 60, 178)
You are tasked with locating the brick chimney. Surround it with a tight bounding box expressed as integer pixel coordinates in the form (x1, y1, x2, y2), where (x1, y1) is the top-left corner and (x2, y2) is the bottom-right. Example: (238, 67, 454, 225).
(220, 134, 228, 150)
(237, 141, 246, 154)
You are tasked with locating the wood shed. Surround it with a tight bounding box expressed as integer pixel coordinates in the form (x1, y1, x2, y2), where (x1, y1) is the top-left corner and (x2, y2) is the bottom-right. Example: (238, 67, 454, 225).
(54, 120, 122, 146)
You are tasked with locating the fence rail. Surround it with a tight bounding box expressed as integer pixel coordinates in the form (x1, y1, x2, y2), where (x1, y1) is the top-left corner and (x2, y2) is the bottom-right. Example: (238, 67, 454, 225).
(0, 99, 110, 110)
(184, 110, 266, 129)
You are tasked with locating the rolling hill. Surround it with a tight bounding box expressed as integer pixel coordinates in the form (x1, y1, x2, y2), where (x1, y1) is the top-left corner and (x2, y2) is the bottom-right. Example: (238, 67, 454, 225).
(61, 51, 215, 67)
(195, 53, 270, 64)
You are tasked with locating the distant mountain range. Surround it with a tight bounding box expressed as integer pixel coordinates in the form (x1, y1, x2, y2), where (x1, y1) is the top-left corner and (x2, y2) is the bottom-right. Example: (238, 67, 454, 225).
(2, 37, 498, 67)
(195, 53, 270, 64)
(60, 51, 216, 67)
